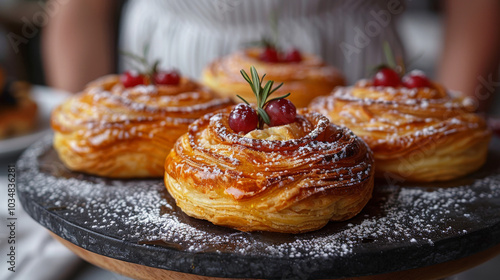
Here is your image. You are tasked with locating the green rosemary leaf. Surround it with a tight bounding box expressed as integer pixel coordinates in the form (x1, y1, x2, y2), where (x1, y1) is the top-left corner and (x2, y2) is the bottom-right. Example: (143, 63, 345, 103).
(120, 50, 147, 64)
(240, 66, 292, 129)
(236, 95, 250, 105)
(243, 37, 274, 49)
(269, 82, 283, 95)
(257, 107, 271, 125)
(244, 40, 264, 48)
(383, 42, 396, 69)
(265, 93, 291, 105)
(261, 80, 274, 107)
(120, 50, 150, 73)
(123, 59, 144, 72)
(260, 73, 267, 86)
(151, 60, 160, 75)
(240, 69, 253, 86)
(262, 37, 274, 48)
(250, 66, 261, 98)
(119, 51, 147, 73)
(269, 11, 279, 50)
(143, 43, 150, 58)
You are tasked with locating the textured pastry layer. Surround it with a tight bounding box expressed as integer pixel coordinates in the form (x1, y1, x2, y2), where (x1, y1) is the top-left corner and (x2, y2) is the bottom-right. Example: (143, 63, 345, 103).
(165, 108, 374, 233)
(309, 80, 491, 182)
(52, 75, 233, 178)
(202, 48, 345, 108)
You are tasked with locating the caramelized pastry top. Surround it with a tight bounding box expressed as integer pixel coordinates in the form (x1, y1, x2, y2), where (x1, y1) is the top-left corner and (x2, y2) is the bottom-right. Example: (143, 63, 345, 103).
(51, 75, 234, 150)
(206, 48, 343, 84)
(166, 108, 373, 201)
(310, 80, 491, 157)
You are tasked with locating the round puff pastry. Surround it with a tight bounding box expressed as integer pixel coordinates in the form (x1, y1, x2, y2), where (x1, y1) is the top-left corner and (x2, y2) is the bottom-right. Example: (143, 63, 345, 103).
(51, 75, 234, 178)
(201, 48, 345, 108)
(309, 80, 492, 182)
(164, 108, 374, 233)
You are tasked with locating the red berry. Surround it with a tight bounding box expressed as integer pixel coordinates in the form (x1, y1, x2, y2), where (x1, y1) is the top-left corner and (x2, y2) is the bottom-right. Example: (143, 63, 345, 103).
(373, 67, 401, 87)
(154, 69, 181, 85)
(120, 71, 145, 88)
(229, 104, 259, 134)
(283, 48, 302, 63)
(265, 99, 297, 127)
(259, 47, 281, 63)
(402, 71, 433, 88)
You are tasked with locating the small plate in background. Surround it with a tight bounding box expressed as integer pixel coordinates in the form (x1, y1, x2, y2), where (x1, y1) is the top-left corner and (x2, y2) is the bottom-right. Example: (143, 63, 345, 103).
(0, 85, 70, 156)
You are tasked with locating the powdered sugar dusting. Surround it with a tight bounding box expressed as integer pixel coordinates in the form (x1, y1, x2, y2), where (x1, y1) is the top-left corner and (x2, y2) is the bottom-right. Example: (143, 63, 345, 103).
(18, 135, 500, 263)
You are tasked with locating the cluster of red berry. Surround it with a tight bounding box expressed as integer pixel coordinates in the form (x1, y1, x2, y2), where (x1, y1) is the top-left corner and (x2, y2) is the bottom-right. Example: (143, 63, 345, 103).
(229, 99, 296, 134)
(259, 47, 302, 63)
(120, 69, 181, 88)
(120, 45, 436, 136)
(225, 46, 304, 133)
(373, 67, 432, 89)
(228, 66, 297, 134)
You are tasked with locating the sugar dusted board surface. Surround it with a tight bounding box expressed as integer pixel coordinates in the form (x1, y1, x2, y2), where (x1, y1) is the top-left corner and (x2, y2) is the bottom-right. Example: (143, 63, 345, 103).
(17, 134, 500, 280)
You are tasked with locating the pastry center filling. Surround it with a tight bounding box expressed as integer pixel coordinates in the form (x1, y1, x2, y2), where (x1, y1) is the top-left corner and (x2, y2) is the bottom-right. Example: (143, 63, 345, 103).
(244, 122, 305, 141)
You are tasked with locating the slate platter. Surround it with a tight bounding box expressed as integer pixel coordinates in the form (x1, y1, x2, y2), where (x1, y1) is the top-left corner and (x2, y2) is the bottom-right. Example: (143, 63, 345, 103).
(17, 134, 500, 280)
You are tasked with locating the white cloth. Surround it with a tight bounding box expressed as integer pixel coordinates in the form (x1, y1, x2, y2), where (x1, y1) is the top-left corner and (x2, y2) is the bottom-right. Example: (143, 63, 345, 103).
(119, 0, 404, 83)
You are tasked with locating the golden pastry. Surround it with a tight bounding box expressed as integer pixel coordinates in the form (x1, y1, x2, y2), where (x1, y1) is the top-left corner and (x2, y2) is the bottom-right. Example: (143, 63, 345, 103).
(202, 47, 345, 108)
(165, 68, 374, 233)
(51, 73, 233, 178)
(310, 69, 491, 182)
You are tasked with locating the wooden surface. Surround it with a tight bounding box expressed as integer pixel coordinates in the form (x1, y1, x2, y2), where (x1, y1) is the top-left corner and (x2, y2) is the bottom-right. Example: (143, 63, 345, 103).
(51, 232, 500, 280)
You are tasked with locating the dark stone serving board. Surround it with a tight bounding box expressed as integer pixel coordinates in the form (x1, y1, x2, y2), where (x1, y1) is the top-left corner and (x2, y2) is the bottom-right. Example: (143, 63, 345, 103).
(17, 134, 500, 280)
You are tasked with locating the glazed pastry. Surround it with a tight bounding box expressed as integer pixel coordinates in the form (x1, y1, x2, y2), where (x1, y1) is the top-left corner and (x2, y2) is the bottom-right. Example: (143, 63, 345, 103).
(202, 47, 345, 108)
(51, 74, 233, 178)
(0, 69, 36, 139)
(165, 68, 373, 233)
(310, 69, 492, 182)
(165, 108, 374, 233)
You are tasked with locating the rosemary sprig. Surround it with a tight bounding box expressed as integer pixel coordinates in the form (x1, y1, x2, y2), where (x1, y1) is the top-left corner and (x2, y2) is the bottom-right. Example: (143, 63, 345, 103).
(383, 41, 397, 70)
(244, 36, 278, 51)
(239, 66, 289, 129)
(243, 12, 281, 51)
(368, 41, 407, 77)
(269, 11, 279, 49)
(119, 44, 160, 83)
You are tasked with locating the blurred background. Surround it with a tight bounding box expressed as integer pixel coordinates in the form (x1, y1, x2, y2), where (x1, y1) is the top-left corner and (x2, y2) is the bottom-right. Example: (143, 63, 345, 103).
(1, 0, 499, 279)
(0, 0, 45, 84)
(1, 0, 500, 111)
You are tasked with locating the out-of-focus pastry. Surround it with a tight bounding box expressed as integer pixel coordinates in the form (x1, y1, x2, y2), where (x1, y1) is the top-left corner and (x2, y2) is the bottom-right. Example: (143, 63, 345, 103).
(310, 68, 491, 182)
(202, 46, 345, 108)
(52, 68, 233, 178)
(165, 67, 374, 233)
(0, 69, 36, 139)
